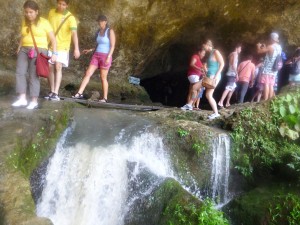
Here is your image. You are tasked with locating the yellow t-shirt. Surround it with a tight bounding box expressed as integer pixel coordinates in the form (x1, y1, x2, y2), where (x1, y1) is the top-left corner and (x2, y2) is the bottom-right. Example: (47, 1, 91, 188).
(48, 9, 77, 51)
(21, 17, 53, 49)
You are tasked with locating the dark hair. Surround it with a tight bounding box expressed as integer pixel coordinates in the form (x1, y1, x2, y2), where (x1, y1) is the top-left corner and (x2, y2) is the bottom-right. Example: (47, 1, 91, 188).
(23, 0, 40, 27)
(57, 0, 70, 3)
(196, 46, 206, 53)
(97, 15, 108, 22)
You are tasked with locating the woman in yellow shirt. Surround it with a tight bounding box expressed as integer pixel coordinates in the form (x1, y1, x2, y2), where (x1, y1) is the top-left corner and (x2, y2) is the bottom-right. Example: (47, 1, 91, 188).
(12, 0, 57, 109)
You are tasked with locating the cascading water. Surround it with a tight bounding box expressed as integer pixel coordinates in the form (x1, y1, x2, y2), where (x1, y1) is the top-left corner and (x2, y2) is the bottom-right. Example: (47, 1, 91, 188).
(210, 133, 231, 205)
(36, 109, 174, 225)
(35, 109, 232, 225)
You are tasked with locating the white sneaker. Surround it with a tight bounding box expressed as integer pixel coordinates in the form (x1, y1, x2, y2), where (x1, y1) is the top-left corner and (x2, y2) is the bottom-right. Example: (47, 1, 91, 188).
(12, 99, 27, 107)
(181, 104, 193, 110)
(26, 102, 38, 110)
(208, 113, 220, 120)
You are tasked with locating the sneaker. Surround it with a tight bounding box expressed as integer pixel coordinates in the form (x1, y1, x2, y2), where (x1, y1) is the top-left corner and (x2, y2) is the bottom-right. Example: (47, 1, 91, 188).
(50, 93, 60, 101)
(181, 104, 193, 110)
(12, 99, 27, 107)
(44, 92, 54, 100)
(26, 102, 38, 110)
(208, 113, 220, 120)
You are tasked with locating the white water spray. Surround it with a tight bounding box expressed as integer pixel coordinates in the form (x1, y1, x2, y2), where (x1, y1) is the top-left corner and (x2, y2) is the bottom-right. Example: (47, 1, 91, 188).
(36, 118, 173, 225)
(210, 133, 231, 205)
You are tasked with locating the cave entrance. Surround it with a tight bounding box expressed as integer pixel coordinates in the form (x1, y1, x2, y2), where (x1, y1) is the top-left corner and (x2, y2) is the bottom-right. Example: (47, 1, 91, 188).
(139, 43, 224, 108)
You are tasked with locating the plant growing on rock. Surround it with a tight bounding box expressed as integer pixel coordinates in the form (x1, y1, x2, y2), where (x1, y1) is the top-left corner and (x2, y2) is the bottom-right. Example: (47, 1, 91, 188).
(164, 199, 229, 225)
(231, 90, 300, 179)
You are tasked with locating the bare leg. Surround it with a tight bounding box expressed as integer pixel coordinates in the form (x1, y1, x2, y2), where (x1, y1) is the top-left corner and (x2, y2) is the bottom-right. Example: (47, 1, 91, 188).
(218, 89, 230, 107)
(206, 88, 218, 114)
(100, 68, 109, 100)
(77, 65, 98, 94)
(263, 84, 269, 100)
(225, 91, 234, 107)
(54, 62, 63, 94)
(187, 82, 201, 105)
(48, 64, 55, 93)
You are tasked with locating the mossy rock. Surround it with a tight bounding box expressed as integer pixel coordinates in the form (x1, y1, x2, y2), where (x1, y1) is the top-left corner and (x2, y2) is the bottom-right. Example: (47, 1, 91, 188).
(223, 183, 300, 225)
(124, 177, 202, 225)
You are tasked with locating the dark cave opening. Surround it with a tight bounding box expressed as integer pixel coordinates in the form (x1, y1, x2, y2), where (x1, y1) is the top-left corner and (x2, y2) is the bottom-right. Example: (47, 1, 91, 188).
(140, 43, 291, 109)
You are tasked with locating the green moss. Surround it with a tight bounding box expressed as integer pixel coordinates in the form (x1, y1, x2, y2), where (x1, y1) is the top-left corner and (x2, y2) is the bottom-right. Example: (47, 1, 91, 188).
(6, 104, 73, 178)
(224, 184, 300, 225)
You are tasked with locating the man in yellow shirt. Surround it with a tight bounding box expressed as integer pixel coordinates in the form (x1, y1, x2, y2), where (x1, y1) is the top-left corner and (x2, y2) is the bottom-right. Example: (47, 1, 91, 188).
(46, 0, 80, 100)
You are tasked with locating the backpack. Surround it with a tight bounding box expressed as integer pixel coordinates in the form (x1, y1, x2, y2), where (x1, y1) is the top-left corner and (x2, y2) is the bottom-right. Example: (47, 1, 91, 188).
(272, 54, 283, 72)
(290, 59, 300, 75)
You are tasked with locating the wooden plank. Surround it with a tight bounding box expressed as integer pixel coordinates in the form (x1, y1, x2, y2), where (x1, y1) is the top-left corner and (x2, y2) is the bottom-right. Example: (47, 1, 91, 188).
(60, 97, 163, 111)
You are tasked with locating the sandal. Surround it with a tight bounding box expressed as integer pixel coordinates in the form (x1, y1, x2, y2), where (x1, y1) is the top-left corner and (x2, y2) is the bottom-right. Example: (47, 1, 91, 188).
(99, 98, 107, 103)
(72, 93, 84, 99)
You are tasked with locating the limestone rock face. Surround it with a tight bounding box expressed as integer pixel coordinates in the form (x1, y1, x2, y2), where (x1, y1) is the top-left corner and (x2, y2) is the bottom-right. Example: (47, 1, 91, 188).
(0, 0, 299, 80)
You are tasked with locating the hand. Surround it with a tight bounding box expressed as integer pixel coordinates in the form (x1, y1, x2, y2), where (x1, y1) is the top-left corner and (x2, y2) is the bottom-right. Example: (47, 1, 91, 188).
(82, 49, 93, 54)
(73, 49, 80, 59)
(50, 54, 57, 63)
(16, 46, 21, 54)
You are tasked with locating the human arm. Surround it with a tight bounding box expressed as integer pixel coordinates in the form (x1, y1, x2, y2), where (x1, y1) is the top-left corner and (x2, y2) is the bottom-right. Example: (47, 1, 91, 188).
(71, 30, 80, 59)
(48, 31, 57, 62)
(257, 43, 274, 55)
(214, 50, 224, 79)
(249, 64, 256, 87)
(17, 38, 23, 54)
(105, 28, 116, 64)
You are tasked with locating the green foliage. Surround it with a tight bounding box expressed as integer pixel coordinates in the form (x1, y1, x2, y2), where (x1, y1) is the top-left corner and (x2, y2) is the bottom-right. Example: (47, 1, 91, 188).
(268, 193, 300, 225)
(271, 92, 300, 140)
(164, 199, 229, 225)
(231, 91, 300, 178)
(192, 141, 206, 156)
(178, 128, 189, 138)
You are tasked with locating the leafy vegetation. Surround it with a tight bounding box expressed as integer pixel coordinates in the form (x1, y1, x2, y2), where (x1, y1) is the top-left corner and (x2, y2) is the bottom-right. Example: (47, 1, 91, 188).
(267, 193, 300, 225)
(164, 199, 229, 225)
(231, 89, 300, 178)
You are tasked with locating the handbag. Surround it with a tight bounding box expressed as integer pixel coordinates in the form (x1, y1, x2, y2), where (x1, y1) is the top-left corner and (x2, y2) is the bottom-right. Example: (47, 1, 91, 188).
(29, 26, 50, 78)
(202, 76, 216, 89)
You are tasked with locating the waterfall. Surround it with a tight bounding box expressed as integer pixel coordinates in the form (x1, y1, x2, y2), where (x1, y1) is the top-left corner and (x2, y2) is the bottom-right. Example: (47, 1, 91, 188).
(210, 133, 231, 205)
(36, 109, 174, 225)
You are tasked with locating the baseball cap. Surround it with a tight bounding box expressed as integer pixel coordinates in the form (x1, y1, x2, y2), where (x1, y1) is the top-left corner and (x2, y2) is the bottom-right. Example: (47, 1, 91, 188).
(270, 32, 279, 42)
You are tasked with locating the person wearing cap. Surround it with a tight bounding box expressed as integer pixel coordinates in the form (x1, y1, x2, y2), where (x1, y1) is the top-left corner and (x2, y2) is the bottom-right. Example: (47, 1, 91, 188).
(72, 15, 116, 102)
(256, 32, 282, 100)
(46, 0, 80, 101)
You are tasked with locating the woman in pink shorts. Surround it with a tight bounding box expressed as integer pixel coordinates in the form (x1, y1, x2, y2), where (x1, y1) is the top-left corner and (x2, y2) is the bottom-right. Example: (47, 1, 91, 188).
(73, 15, 116, 102)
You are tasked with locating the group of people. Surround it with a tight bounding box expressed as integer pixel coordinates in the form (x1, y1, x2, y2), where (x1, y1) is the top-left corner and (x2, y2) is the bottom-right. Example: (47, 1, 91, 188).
(181, 32, 299, 119)
(12, 0, 115, 110)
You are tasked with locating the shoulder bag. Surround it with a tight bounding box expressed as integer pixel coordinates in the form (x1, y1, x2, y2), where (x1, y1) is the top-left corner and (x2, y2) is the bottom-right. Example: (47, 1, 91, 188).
(29, 27, 50, 78)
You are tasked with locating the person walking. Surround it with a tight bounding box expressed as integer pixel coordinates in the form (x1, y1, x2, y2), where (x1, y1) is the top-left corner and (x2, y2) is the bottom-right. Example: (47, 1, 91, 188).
(72, 15, 115, 102)
(181, 47, 206, 110)
(286, 48, 300, 86)
(218, 43, 242, 108)
(256, 32, 282, 100)
(236, 55, 256, 103)
(12, 0, 57, 109)
(46, 0, 80, 101)
(203, 39, 224, 119)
